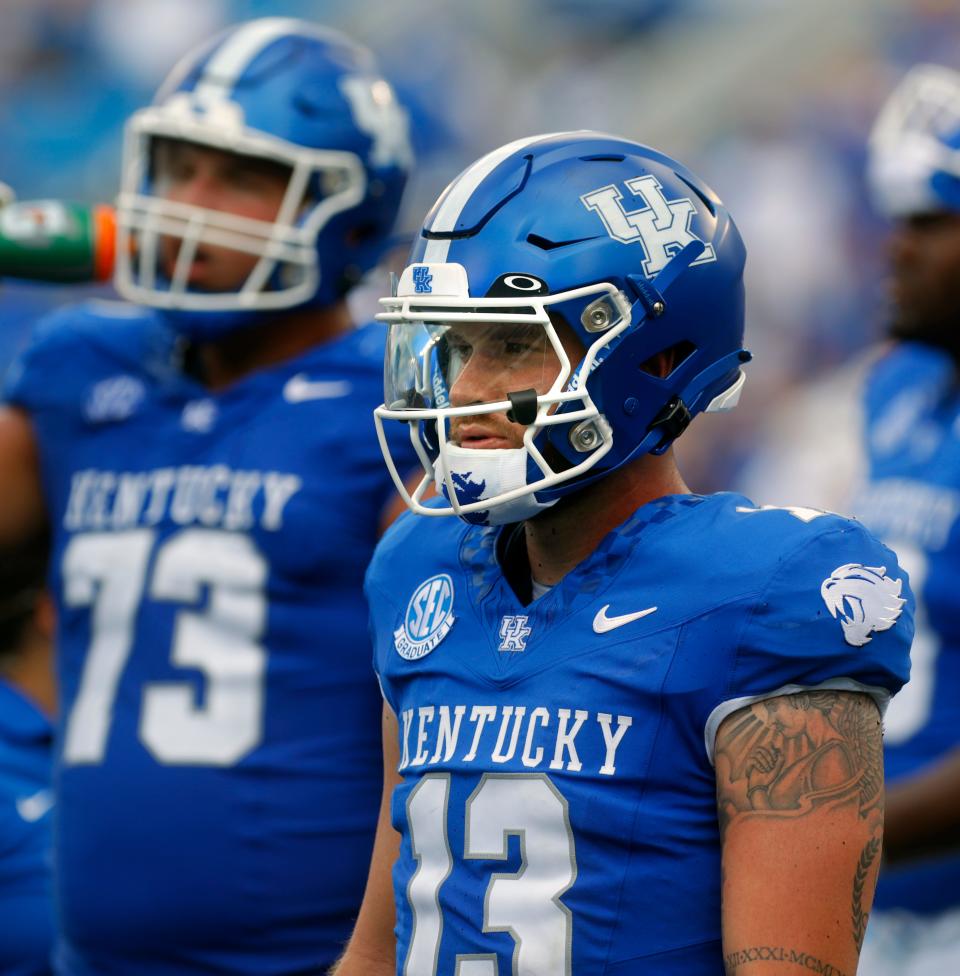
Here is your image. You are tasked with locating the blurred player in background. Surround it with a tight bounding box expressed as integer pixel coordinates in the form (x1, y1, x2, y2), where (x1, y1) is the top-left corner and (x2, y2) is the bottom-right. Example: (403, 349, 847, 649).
(334, 131, 913, 975)
(852, 63, 960, 975)
(0, 530, 54, 976)
(0, 17, 416, 975)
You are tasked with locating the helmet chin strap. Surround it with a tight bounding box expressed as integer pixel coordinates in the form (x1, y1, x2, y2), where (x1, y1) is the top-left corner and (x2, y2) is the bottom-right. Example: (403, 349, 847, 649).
(434, 444, 558, 526)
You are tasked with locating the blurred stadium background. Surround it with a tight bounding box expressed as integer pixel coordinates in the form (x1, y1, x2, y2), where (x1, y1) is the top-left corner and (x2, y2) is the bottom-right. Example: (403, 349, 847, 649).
(1, 0, 957, 491)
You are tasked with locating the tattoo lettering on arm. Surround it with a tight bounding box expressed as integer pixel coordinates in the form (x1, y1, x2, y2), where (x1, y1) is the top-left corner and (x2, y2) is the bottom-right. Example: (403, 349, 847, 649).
(715, 691, 885, 955)
(724, 945, 850, 976)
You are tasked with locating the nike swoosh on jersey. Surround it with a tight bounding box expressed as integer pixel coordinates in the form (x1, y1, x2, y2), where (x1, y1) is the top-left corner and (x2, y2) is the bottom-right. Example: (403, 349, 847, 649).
(592, 604, 658, 634)
(16, 789, 53, 823)
(283, 374, 353, 402)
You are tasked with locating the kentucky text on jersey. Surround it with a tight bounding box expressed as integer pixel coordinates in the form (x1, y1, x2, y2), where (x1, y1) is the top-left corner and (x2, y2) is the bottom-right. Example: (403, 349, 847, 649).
(63, 466, 301, 533)
(397, 704, 633, 775)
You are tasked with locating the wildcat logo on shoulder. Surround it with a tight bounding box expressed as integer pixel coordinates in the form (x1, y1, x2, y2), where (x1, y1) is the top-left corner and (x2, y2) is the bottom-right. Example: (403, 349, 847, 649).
(821, 563, 906, 647)
(395, 574, 456, 660)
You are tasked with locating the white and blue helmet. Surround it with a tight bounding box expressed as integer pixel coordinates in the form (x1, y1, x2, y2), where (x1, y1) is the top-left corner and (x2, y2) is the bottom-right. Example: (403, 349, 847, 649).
(115, 17, 412, 336)
(375, 132, 749, 524)
(868, 63, 960, 218)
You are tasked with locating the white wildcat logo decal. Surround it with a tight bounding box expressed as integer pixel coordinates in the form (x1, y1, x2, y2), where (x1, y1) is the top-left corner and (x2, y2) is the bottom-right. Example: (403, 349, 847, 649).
(821, 563, 906, 647)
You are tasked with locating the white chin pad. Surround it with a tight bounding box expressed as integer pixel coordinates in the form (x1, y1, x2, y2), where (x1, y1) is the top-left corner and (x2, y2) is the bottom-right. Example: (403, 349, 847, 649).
(435, 444, 557, 525)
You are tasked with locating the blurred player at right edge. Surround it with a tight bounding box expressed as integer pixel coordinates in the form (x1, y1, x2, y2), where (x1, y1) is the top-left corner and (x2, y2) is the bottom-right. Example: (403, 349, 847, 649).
(856, 63, 960, 975)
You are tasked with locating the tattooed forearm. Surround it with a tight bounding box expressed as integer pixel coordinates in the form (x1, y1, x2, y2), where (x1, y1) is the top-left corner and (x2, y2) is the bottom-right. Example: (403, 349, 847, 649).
(852, 836, 881, 951)
(724, 946, 849, 976)
(715, 690, 884, 837)
(716, 691, 885, 965)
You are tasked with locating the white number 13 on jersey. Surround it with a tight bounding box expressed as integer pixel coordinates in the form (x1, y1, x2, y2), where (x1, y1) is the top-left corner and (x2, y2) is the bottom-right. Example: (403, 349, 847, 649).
(405, 772, 577, 976)
(61, 528, 267, 766)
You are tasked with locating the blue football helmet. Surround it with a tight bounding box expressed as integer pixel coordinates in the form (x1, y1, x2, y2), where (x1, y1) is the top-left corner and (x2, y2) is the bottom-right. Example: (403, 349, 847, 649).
(114, 17, 412, 336)
(868, 64, 960, 217)
(375, 131, 749, 523)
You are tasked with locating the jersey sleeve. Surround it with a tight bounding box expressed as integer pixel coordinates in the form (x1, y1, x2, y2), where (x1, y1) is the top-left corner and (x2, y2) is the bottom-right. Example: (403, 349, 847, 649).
(704, 518, 914, 762)
(3, 306, 84, 415)
(3, 301, 164, 419)
(0, 804, 54, 975)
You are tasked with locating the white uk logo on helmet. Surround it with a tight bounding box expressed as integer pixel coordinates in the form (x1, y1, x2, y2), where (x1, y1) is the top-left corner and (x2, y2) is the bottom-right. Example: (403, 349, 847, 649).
(581, 174, 717, 276)
(821, 564, 906, 647)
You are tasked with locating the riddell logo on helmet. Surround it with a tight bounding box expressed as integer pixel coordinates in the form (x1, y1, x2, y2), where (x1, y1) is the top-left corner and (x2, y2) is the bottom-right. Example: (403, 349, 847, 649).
(581, 174, 717, 276)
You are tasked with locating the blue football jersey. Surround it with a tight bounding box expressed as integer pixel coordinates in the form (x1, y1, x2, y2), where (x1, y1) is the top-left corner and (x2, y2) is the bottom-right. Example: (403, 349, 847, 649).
(0, 680, 54, 976)
(3, 300, 417, 975)
(367, 493, 912, 975)
(852, 341, 960, 915)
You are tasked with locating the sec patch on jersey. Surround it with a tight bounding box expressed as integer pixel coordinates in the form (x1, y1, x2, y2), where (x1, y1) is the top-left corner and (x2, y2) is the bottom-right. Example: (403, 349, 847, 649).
(395, 573, 457, 660)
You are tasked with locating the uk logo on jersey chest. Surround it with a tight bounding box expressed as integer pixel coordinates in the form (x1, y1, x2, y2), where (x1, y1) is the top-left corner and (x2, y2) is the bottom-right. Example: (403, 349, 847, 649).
(498, 615, 531, 651)
(395, 573, 456, 660)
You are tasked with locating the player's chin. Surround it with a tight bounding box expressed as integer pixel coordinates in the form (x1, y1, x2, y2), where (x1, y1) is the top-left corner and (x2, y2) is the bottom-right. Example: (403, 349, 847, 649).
(169, 265, 251, 292)
(159, 245, 256, 291)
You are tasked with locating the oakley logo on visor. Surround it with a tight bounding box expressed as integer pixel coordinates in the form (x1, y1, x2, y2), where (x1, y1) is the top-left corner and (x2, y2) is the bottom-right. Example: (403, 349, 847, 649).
(485, 273, 550, 297)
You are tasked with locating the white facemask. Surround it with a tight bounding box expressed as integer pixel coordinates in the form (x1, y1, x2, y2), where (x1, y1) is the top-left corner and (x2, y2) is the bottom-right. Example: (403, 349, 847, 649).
(434, 444, 559, 526)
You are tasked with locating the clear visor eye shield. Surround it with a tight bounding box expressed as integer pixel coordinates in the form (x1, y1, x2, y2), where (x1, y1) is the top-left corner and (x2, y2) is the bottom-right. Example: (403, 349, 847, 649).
(114, 101, 367, 311)
(374, 260, 664, 521)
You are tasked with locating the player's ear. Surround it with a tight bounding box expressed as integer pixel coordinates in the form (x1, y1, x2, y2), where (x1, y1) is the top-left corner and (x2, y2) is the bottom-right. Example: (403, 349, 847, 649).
(639, 340, 695, 379)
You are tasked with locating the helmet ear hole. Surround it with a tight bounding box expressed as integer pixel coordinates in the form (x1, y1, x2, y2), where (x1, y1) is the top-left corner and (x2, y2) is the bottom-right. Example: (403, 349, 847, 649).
(639, 340, 696, 379)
